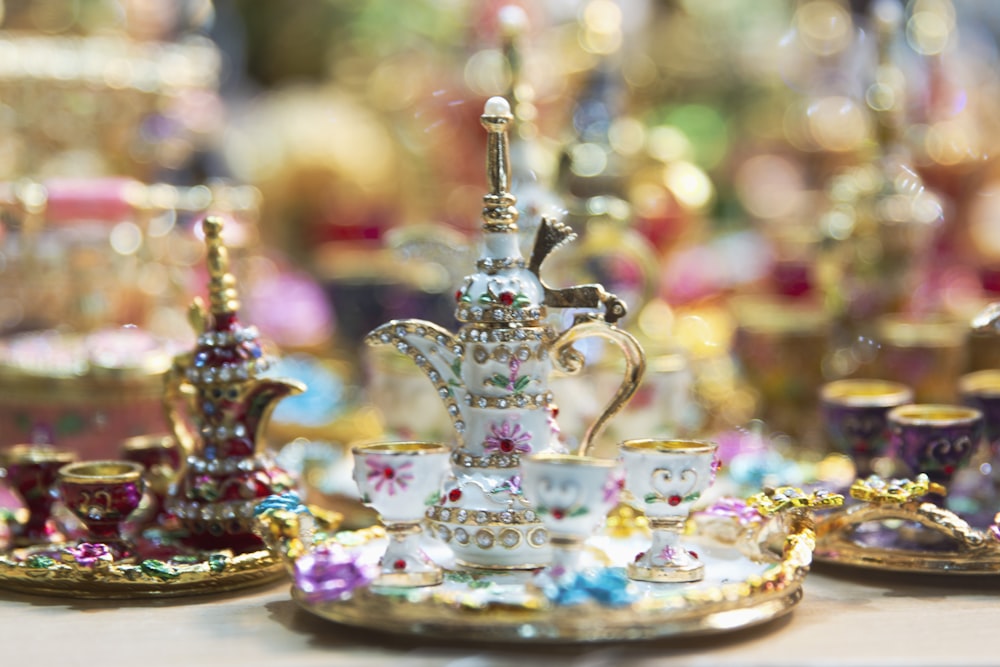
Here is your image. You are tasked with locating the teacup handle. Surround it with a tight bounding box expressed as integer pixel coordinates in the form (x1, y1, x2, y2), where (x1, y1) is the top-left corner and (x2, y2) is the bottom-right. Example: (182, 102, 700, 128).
(550, 313, 646, 457)
(163, 359, 197, 487)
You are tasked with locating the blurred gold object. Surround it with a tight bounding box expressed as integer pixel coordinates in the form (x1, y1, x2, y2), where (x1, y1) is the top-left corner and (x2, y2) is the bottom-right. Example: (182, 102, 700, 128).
(816, 475, 1000, 574)
(730, 295, 830, 442)
(858, 315, 966, 404)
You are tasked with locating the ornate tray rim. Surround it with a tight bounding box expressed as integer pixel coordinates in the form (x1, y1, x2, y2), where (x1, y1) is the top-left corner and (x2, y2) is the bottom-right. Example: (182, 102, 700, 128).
(0, 512, 291, 599)
(814, 475, 1000, 576)
(258, 492, 830, 644)
(0, 541, 286, 599)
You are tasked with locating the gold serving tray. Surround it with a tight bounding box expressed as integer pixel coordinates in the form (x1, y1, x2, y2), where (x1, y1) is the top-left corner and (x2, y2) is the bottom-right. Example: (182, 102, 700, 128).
(0, 506, 340, 599)
(0, 545, 283, 599)
(258, 489, 836, 643)
(814, 475, 1000, 575)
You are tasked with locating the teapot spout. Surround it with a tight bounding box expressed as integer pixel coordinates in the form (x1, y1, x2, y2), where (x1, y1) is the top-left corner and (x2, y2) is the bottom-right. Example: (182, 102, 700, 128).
(366, 319, 466, 447)
(246, 377, 306, 450)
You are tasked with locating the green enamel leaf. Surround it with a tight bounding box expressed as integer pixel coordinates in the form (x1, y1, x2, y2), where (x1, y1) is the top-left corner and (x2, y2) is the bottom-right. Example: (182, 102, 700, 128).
(489, 374, 509, 389)
(450, 359, 463, 379)
(513, 375, 531, 392)
(141, 559, 180, 580)
(25, 555, 56, 569)
(425, 491, 442, 506)
(208, 554, 228, 573)
(684, 491, 701, 503)
(644, 493, 659, 504)
(513, 294, 531, 308)
(459, 294, 472, 303)
(171, 555, 200, 565)
(569, 506, 589, 518)
(478, 293, 493, 304)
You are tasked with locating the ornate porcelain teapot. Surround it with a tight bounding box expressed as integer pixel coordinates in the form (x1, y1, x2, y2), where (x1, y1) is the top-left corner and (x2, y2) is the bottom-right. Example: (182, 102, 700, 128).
(366, 97, 645, 568)
(164, 216, 305, 553)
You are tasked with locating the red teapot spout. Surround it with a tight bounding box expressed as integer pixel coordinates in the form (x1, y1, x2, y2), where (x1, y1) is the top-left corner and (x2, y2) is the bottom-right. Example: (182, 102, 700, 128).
(243, 376, 306, 450)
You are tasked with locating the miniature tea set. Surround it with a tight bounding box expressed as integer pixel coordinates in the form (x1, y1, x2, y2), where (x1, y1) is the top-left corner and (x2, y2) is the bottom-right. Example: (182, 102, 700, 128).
(0, 216, 305, 597)
(252, 98, 845, 641)
(2, 96, 999, 642)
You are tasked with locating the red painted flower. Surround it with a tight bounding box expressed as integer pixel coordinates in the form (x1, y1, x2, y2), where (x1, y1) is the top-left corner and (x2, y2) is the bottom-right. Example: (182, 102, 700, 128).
(365, 458, 414, 496)
(484, 419, 532, 455)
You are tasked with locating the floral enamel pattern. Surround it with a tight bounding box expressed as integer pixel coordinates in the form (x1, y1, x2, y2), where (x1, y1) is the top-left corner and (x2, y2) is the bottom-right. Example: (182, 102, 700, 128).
(365, 458, 414, 496)
(484, 418, 532, 455)
(486, 358, 531, 393)
(536, 502, 589, 520)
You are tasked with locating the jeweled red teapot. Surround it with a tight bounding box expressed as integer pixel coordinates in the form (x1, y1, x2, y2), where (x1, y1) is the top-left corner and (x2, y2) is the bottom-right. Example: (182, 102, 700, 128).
(164, 216, 304, 552)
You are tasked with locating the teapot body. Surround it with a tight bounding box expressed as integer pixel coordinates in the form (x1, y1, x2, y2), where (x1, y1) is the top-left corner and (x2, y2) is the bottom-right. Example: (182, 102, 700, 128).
(365, 97, 645, 569)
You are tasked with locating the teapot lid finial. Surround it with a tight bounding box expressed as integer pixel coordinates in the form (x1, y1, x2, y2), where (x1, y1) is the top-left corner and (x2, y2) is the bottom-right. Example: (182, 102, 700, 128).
(480, 96, 519, 235)
(203, 215, 241, 316)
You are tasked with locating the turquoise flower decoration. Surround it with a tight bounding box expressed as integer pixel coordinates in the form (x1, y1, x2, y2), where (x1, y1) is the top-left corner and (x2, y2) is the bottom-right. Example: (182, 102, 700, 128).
(539, 568, 636, 607)
(254, 492, 310, 517)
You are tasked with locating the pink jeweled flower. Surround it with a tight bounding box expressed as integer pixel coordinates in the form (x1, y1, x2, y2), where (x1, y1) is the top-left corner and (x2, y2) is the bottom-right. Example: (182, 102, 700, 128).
(603, 472, 624, 504)
(709, 456, 722, 485)
(484, 420, 532, 455)
(294, 544, 377, 603)
(364, 458, 414, 496)
(63, 542, 114, 568)
(702, 497, 763, 526)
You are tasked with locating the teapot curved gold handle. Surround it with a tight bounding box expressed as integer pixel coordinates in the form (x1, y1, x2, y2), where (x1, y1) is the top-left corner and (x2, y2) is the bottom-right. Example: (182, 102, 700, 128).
(550, 314, 646, 457)
(163, 359, 197, 488)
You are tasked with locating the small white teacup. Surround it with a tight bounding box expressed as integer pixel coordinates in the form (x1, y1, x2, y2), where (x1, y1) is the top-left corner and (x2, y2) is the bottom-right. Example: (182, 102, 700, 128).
(352, 441, 451, 587)
(619, 439, 719, 583)
(520, 452, 622, 582)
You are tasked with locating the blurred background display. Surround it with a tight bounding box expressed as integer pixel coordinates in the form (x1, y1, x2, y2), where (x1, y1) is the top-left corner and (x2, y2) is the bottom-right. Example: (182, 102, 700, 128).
(3, 0, 1000, 522)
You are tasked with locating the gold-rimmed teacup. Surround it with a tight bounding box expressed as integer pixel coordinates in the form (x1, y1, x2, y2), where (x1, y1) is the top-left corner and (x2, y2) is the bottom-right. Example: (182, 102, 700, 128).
(959, 370, 1000, 454)
(820, 379, 913, 477)
(619, 439, 719, 583)
(57, 460, 145, 559)
(351, 442, 451, 587)
(121, 433, 179, 525)
(887, 404, 983, 490)
(0, 444, 77, 546)
(519, 452, 621, 583)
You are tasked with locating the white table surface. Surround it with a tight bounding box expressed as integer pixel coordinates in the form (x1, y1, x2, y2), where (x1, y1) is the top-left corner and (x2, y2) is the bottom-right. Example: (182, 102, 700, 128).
(3, 564, 999, 667)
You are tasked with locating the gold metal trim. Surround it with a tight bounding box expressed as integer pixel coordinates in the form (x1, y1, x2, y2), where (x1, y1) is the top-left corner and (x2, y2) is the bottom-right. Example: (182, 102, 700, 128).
(0, 545, 285, 599)
(550, 313, 646, 457)
(260, 497, 820, 642)
(627, 560, 704, 583)
(815, 475, 1000, 574)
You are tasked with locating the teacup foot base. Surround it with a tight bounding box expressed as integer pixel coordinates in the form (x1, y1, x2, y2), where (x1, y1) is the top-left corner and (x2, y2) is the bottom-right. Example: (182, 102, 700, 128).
(373, 569, 443, 588)
(628, 560, 704, 583)
(454, 558, 549, 572)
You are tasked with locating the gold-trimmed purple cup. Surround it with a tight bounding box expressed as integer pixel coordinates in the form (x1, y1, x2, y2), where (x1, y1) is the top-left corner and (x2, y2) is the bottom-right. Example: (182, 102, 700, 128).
(820, 379, 913, 478)
(887, 404, 983, 490)
(0, 444, 77, 546)
(959, 370, 1000, 455)
(57, 460, 145, 559)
